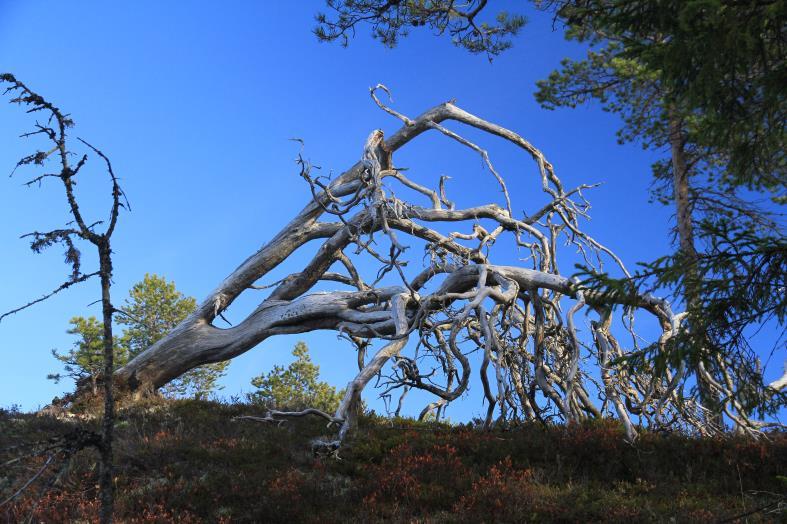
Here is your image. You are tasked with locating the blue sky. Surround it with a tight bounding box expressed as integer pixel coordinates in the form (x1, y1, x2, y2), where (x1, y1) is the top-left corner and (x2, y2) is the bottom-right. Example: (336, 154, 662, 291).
(0, 1, 778, 420)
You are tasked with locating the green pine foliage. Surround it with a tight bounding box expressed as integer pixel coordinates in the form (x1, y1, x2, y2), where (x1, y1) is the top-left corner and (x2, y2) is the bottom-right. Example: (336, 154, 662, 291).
(250, 342, 344, 413)
(117, 274, 230, 400)
(117, 274, 197, 360)
(536, 0, 785, 201)
(315, 0, 526, 57)
(534, 0, 786, 415)
(48, 316, 127, 395)
(548, 0, 786, 189)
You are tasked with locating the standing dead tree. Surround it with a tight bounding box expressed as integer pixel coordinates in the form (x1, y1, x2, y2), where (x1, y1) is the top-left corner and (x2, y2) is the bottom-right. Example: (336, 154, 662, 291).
(113, 85, 784, 442)
(0, 74, 126, 523)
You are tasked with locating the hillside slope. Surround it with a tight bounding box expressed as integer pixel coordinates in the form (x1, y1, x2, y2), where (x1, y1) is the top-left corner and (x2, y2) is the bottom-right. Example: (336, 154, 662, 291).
(1, 400, 785, 522)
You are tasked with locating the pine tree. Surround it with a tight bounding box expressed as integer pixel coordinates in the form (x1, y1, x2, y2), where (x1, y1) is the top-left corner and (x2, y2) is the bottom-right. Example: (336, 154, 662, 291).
(117, 274, 230, 400)
(48, 317, 127, 395)
(250, 342, 344, 413)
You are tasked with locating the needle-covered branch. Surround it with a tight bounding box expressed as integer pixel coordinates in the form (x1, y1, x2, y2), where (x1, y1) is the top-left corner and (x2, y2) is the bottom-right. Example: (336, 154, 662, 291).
(314, 0, 526, 58)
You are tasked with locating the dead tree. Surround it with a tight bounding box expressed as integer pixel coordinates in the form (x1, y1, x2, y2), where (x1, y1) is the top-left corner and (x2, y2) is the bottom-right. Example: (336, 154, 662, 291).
(110, 86, 784, 441)
(0, 74, 126, 524)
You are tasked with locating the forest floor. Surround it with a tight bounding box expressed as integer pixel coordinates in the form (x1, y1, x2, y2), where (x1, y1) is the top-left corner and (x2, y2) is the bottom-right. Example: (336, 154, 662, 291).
(1, 399, 785, 523)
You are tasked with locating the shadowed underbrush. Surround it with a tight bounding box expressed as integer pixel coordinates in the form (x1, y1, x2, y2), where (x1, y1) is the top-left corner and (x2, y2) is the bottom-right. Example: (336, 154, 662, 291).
(1, 400, 785, 523)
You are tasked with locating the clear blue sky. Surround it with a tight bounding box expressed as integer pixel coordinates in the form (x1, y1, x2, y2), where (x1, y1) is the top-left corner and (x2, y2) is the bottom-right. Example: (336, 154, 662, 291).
(0, 1, 779, 420)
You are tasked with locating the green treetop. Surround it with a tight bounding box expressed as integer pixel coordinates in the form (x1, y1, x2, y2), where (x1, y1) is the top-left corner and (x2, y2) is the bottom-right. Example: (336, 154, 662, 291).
(117, 273, 198, 359)
(116, 273, 230, 400)
(250, 341, 344, 413)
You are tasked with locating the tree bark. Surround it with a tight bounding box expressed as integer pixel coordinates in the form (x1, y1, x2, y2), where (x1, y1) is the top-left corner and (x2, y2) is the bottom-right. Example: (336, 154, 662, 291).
(668, 108, 724, 429)
(98, 241, 115, 524)
(114, 103, 456, 393)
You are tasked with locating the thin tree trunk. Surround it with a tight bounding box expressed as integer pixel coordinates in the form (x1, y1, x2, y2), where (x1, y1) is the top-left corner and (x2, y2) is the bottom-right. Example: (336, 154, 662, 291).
(668, 108, 723, 429)
(98, 241, 115, 524)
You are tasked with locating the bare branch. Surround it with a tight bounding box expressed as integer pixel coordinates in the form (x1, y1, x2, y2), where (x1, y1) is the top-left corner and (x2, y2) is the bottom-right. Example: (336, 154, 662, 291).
(0, 272, 99, 323)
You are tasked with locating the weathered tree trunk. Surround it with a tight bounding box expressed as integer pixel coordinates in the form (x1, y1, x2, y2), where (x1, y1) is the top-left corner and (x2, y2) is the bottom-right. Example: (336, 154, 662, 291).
(114, 103, 458, 393)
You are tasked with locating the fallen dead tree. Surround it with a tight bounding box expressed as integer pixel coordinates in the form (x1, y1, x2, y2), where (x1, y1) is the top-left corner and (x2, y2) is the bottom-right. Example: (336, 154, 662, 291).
(112, 86, 783, 442)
